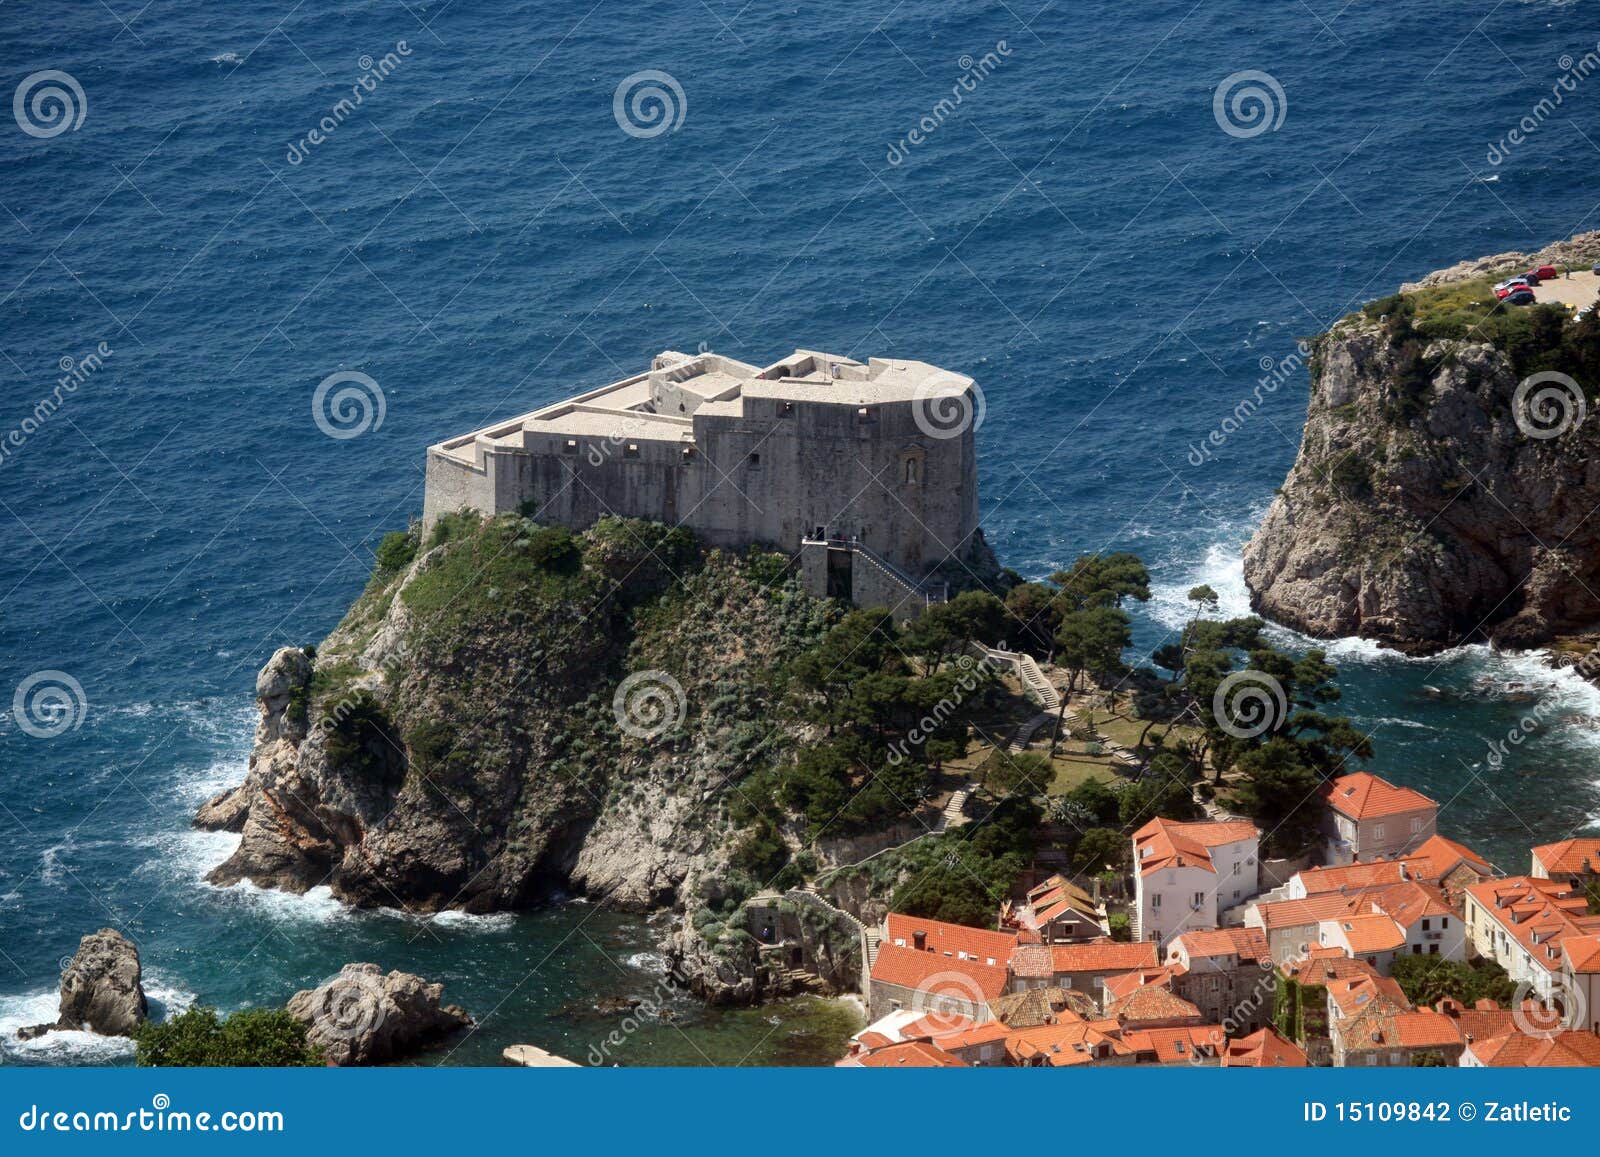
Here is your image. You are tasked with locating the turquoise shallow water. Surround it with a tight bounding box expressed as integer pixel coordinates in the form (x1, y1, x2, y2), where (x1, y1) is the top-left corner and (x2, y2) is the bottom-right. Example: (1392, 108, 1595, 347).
(2, 0, 1599, 1064)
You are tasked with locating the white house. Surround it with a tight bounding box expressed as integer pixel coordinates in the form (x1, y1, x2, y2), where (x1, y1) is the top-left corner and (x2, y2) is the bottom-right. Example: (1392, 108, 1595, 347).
(1132, 818, 1260, 947)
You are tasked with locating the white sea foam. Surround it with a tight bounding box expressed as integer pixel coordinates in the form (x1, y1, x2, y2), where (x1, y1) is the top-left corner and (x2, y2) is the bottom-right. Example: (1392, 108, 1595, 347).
(405, 909, 516, 933)
(625, 950, 668, 973)
(0, 975, 196, 1065)
(1149, 534, 1600, 751)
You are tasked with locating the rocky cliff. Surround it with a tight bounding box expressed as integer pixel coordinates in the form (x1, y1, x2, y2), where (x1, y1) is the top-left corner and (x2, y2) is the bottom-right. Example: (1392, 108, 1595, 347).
(1243, 233, 1600, 653)
(197, 514, 833, 926)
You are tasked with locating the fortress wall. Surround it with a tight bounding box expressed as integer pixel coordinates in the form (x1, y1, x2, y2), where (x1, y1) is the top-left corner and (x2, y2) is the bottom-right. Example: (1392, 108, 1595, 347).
(421, 388, 981, 586)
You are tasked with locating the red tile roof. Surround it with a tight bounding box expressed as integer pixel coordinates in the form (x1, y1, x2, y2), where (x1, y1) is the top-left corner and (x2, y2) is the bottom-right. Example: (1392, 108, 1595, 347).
(853, 1040, 970, 1068)
(1531, 837, 1600, 877)
(1467, 1030, 1600, 1067)
(1407, 834, 1493, 878)
(1134, 818, 1258, 877)
(1334, 913, 1406, 954)
(1119, 1025, 1223, 1063)
(1168, 926, 1269, 963)
(930, 1020, 1010, 1052)
(1464, 876, 1600, 975)
(1326, 972, 1409, 1019)
(1256, 893, 1358, 930)
(1005, 1020, 1129, 1066)
(1107, 985, 1202, 1026)
(1321, 771, 1436, 820)
(884, 912, 1018, 967)
(1049, 940, 1159, 974)
(1101, 967, 1175, 1004)
(869, 942, 1009, 1003)
(1222, 1026, 1308, 1067)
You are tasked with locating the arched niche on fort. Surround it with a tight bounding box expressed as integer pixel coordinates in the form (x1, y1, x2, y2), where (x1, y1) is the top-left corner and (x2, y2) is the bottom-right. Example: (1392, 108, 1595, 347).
(898, 446, 926, 488)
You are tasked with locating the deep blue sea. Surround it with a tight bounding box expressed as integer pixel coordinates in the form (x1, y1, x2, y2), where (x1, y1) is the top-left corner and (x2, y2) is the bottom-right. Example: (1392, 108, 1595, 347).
(3, 0, 1600, 1065)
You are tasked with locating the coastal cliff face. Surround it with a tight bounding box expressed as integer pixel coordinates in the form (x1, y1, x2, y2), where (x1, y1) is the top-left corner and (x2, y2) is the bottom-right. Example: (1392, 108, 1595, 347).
(1243, 234, 1600, 653)
(197, 514, 833, 920)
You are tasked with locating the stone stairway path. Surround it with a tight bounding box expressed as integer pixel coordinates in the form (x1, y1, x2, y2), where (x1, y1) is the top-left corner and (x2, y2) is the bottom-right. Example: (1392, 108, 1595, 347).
(938, 783, 977, 829)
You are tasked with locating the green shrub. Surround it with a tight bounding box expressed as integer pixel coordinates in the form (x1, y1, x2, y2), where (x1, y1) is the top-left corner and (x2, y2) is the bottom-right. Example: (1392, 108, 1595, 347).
(134, 1007, 324, 1067)
(375, 529, 418, 573)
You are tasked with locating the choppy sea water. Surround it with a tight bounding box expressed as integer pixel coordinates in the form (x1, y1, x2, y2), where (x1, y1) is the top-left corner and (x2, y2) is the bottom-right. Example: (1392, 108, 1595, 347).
(2, 0, 1599, 1063)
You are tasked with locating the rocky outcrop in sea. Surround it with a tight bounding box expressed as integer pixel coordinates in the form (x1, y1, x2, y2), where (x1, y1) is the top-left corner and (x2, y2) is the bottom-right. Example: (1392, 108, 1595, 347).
(286, 963, 471, 1065)
(20, 929, 148, 1039)
(1244, 232, 1600, 654)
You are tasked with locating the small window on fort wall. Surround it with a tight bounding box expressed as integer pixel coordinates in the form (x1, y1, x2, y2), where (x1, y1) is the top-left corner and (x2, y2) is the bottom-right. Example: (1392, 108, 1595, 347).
(780, 401, 794, 415)
(747, 452, 760, 467)
(563, 439, 578, 454)
(625, 443, 640, 458)
(857, 406, 871, 419)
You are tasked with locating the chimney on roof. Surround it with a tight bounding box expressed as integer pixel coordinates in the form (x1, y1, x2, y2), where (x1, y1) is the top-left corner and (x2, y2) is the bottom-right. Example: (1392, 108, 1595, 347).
(913, 930, 928, 951)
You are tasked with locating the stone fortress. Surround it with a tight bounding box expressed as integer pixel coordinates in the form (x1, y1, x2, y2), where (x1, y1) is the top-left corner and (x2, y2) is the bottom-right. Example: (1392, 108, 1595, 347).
(422, 348, 988, 616)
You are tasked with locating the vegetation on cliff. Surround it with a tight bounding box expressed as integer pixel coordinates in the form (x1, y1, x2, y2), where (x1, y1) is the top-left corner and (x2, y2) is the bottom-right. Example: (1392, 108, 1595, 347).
(1245, 232, 1600, 651)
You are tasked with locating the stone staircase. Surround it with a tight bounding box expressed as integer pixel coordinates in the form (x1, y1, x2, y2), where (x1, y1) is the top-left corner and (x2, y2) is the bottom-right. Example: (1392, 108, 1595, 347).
(971, 643, 1143, 770)
(802, 536, 948, 610)
(938, 783, 977, 829)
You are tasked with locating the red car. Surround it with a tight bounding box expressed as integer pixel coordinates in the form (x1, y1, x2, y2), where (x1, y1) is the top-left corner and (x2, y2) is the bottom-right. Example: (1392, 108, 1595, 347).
(1534, 264, 1560, 281)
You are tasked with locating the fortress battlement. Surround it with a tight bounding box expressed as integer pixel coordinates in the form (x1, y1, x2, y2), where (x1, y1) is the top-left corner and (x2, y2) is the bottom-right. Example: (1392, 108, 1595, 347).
(423, 348, 985, 616)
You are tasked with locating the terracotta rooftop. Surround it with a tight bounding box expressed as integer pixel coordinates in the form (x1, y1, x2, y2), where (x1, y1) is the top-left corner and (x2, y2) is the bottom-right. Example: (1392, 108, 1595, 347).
(1120, 1025, 1223, 1064)
(869, 942, 1009, 1003)
(1049, 940, 1159, 974)
(1222, 1026, 1308, 1067)
(1321, 771, 1437, 821)
(884, 912, 1018, 967)
(1168, 926, 1269, 962)
(1531, 837, 1600, 877)
(989, 986, 1099, 1028)
(1464, 876, 1600, 975)
(1108, 985, 1203, 1026)
(1467, 1030, 1600, 1067)
(852, 1039, 970, 1068)
(1005, 1020, 1129, 1067)
(1134, 817, 1258, 877)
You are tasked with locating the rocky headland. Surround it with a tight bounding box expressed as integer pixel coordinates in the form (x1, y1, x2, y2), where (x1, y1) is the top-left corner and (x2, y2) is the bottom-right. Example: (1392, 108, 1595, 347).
(1244, 231, 1600, 655)
(195, 514, 886, 1004)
